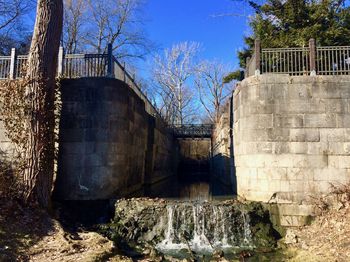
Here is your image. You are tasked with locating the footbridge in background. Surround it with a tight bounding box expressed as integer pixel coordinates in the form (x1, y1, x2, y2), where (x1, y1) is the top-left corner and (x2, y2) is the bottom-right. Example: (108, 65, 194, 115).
(171, 124, 213, 138)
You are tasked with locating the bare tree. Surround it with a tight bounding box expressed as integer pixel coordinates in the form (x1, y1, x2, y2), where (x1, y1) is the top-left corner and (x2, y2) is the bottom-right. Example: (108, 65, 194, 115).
(195, 60, 234, 123)
(24, 0, 63, 207)
(152, 42, 200, 125)
(63, 0, 87, 53)
(82, 0, 152, 60)
(0, 0, 32, 31)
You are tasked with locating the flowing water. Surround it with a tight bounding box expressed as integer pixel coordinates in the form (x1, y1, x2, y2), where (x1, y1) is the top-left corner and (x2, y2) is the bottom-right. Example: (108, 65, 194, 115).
(155, 203, 254, 254)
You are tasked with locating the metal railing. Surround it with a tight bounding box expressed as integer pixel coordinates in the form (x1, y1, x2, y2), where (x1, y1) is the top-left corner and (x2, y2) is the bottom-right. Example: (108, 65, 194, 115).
(0, 44, 160, 118)
(245, 38, 350, 77)
(171, 124, 214, 138)
(261, 47, 310, 75)
(317, 46, 350, 75)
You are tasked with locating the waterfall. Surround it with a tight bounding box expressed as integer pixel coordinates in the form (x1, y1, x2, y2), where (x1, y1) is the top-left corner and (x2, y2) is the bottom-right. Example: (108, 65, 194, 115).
(242, 210, 253, 247)
(156, 202, 254, 253)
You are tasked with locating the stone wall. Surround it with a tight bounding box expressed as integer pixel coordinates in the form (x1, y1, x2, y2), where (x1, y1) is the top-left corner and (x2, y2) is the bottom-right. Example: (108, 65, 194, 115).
(234, 75, 350, 225)
(53, 78, 176, 200)
(177, 138, 211, 178)
(211, 99, 236, 189)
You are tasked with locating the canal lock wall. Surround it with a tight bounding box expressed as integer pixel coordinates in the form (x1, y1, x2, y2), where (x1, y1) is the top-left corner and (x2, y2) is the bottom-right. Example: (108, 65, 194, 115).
(213, 74, 350, 226)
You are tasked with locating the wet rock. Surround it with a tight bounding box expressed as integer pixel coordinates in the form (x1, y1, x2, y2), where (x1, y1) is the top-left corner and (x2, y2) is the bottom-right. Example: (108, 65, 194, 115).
(212, 249, 224, 258)
(102, 198, 279, 255)
(284, 229, 298, 244)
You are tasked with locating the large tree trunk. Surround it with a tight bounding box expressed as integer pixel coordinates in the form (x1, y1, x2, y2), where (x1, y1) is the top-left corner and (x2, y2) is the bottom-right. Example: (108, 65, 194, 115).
(24, 0, 63, 208)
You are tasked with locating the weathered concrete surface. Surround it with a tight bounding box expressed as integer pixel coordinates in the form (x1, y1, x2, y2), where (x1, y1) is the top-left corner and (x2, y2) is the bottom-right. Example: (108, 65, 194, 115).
(233, 75, 350, 226)
(53, 78, 176, 200)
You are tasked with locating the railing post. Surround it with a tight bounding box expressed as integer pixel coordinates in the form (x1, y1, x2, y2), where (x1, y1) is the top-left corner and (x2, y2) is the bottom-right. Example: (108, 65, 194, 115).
(107, 43, 114, 78)
(57, 46, 64, 77)
(309, 38, 316, 76)
(9, 48, 16, 79)
(255, 39, 261, 76)
(245, 56, 251, 78)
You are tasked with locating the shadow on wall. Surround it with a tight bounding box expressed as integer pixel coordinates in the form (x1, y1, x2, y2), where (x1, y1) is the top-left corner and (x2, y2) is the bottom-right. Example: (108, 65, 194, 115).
(211, 153, 237, 197)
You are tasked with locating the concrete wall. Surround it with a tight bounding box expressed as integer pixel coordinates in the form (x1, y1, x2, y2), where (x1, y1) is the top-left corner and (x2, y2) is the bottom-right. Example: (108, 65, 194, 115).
(53, 78, 176, 200)
(234, 75, 350, 225)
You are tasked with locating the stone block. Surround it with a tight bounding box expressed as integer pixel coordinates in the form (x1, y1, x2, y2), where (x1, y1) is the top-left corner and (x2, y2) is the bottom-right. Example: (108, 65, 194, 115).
(289, 142, 308, 154)
(272, 84, 288, 99)
(288, 84, 312, 100)
(287, 168, 314, 181)
(312, 82, 342, 99)
(307, 142, 327, 155)
(326, 99, 347, 113)
(278, 204, 315, 216)
(336, 114, 350, 128)
(267, 128, 290, 142)
(274, 142, 290, 154)
(328, 156, 350, 169)
(258, 84, 273, 102)
(320, 128, 344, 142)
(304, 113, 336, 128)
(268, 180, 281, 192)
(274, 115, 304, 128)
(290, 129, 320, 142)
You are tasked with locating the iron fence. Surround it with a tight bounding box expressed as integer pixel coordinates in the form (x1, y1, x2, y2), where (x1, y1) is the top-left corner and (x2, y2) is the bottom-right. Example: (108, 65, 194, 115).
(317, 46, 350, 75)
(261, 47, 310, 75)
(245, 39, 350, 77)
(0, 44, 160, 118)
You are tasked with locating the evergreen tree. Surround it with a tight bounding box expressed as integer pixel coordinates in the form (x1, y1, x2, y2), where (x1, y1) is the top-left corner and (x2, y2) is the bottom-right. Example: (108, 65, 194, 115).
(226, 0, 350, 81)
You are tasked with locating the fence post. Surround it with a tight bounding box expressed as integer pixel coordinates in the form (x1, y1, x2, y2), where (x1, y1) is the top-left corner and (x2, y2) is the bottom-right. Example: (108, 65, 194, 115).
(245, 56, 250, 78)
(255, 39, 261, 76)
(57, 46, 64, 77)
(9, 48, 16, 79)
(309, 38, 316, 76)
(107, 43, 114, 78)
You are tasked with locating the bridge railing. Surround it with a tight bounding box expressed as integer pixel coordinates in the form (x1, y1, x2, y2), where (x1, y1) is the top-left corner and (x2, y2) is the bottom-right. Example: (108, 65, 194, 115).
(0, 44, 161, 118)
(245, 38, 350, 77)
(171, 124, 214, 138)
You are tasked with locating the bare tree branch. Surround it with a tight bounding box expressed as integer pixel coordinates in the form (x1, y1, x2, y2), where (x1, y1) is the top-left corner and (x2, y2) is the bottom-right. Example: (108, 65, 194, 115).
(151, 42, 201, 125)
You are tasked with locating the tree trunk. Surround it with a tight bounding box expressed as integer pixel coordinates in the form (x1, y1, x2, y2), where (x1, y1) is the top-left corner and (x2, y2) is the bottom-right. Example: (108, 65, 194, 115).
(24, 0, 63, 208)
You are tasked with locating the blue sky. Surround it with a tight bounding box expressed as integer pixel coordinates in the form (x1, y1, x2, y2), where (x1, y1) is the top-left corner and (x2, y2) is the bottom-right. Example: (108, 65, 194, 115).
(138, 0, 253, 76)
